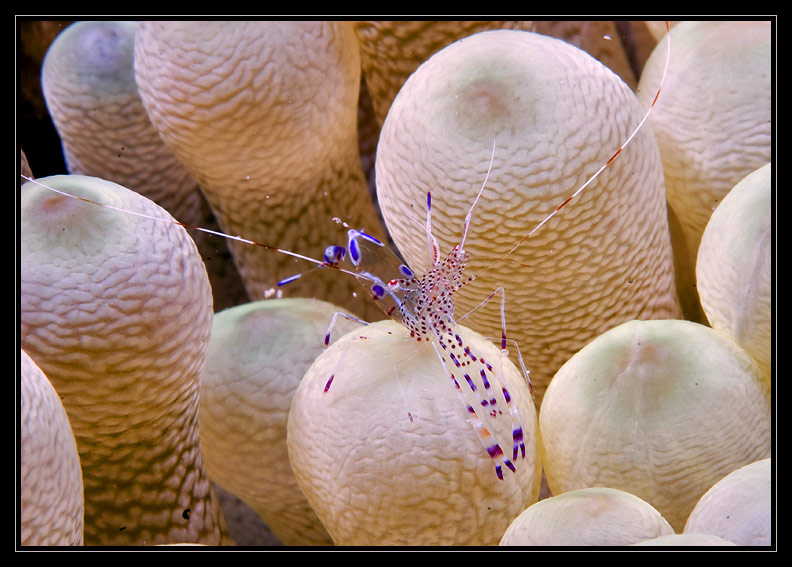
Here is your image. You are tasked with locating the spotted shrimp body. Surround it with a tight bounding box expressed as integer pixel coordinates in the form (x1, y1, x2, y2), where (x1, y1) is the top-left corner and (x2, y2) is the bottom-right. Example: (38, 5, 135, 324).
(314, 148, 529, 480)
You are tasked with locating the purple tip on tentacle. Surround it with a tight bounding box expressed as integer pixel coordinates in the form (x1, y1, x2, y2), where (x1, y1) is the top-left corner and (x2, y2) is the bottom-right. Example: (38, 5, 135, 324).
(323, 375, 335, 394)
(495, 465, 503, 481)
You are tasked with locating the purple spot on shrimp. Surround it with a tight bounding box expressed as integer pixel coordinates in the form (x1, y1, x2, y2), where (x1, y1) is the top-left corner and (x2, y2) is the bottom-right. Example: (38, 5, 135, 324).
(371, 283, 385, 299)
(513, 427, 525, 459)
(464, 374, 477, 392)
(511, 427, 525, 460)
(449, 352, 461, 368)
(513, 426, 524, 442)
(323, 375, 335, 393)
(505, 459, 516, 474)
(502, 387, 511, 404)
(358, 231, 384, 246)
(487, 443, 504, 459)
(480, 369, 490, 389)
(277, 273, 302, 286)
(399, 264, 414, 278)
(348, 237, 361, 265)
(324, 245, 345, 264)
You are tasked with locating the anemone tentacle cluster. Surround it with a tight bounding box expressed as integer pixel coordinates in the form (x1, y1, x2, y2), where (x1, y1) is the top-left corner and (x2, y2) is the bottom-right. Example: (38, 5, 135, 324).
(20, 20, 773, 547)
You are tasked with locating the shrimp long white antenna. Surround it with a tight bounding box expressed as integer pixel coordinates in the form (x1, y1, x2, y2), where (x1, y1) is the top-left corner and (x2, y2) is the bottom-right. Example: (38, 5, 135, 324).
(461, 138, 497, 249)
(422, 138, 496, 268)
(19, 174, 378, 288)
(482, 21, 672, 274)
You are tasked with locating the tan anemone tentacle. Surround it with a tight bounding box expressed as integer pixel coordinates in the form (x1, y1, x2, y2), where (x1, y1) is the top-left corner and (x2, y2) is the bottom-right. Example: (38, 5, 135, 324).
(696, 162, 772, 392)
(355, 21, 535, 126)
(539, 319, 771, 532)
(376, 29, 680, 404)
(199, 298, 361, 546)
(41, 20, 246, 311)
(684, 458, 772, 546)
(20, 175, 230, 546)
(41, 21, 204, 222)
(355, 20, 647, 127)
(499, 487, 674, 546)
(287, 320, 541, 546)
(637, 20, 771, 322)
(134, 21, 386, 321)
(20, 349, 84, 546)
